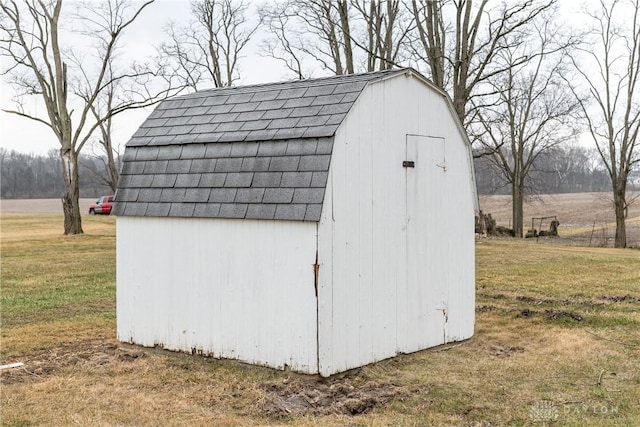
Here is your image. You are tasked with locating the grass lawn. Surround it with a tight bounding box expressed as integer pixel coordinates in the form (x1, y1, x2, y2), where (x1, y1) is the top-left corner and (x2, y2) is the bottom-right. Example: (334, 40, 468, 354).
(1, 214, 639, 426)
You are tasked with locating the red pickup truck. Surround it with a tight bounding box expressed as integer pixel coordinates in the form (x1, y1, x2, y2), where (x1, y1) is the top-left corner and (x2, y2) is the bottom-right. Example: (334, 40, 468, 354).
(89, 195, 114, 215)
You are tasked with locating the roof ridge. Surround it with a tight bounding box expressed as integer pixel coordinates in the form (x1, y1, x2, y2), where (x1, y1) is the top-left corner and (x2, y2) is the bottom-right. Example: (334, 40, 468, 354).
(175, 68, 412, 100)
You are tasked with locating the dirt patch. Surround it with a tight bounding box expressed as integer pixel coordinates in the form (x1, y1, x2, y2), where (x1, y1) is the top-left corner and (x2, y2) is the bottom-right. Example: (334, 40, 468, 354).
(601, 294, 640, 303)
(543, 309, 584, 322)
(0, 339, 143, 385)
(487, 345, 525, 357)
(262, 370, 411, 418)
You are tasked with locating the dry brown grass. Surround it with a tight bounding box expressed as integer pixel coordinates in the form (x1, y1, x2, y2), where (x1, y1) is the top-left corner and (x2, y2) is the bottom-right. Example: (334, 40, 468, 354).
(1, 211, 639, 426)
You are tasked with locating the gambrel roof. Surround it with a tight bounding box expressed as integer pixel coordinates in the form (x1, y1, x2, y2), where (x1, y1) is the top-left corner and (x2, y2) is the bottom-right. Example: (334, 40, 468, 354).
(113, 68, 409, 221)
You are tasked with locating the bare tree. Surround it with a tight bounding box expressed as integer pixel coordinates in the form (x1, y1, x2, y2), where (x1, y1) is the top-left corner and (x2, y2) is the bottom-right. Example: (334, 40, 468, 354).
(409, 0, 555, 128)
(565, 0, 640, 248)
(473, 11, 579, 237)
(259, 0, 411, 77)
(160, 0, 258, 90)
(0, 0, 154, 234)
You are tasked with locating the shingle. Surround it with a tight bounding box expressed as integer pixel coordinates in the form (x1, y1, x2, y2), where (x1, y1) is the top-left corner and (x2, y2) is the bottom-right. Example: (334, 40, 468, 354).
(199, 173, 227, 187)
(202, 95, 230, 106)
(181, 144, 207, 159)
(289, 106, 322, 118)
(305, 85, 336, 96)
(117, 174, 133, 188)
(325, 114, 346, 125)
(160, 108, 187, 118)
(185, 188, 212, 202)
(296, 116, 330, 127)
(167, 159, 192, 174)
(241, 157, 270, 172)
(285, 139, 317, 155)
(158, 99, 183, 110)
(190, 158, 217, 173)
(268, 117, 300, 129)
(193, 203, 221, 217)
(304, 204, 323, 221)
(246, 204, 277, 219)
(293, 188, 325, 204)
(192, 132, 221, 143)
(116, 188, 139, 202)
(281, 171, 313, 187)
(181, 97, 206, 108)
(146, 203, 171, 216)
(251, 90, 280, 102)
(256, 99, 286, 111)
(191, 124, 219, 133)
(241, 120, 270, 131)
(245, 129, 279, 141)
(274, 204, 306, 220)
(188, 106, 210, 116)
(226, 93, 254, 104)
(152, 174, 178, 188)
(136, 147, 160, 161)
(207, 104, 233, 114)
(333, 81, 367, 94)
(252, 172, 281, 187)
(283, 97, 314, 108)
(263, 188, 294, 203)
(229, 142, 258, 158)
(216, 121, 243, 132)
(175, 173, 201, 187)
(205, 144, 232, 158)
(148, 135, 177, 146)
(230, 102, 260, 113)
(122, 148, 138, 162)
(303, 125, 339, 138)
(299, 154, 331, 171)
(144, 160, 168, 174)
(340, 92, 360, 103)
(131, 175, 154, 187)
(236, 110, 266, 121)
(124, 202, 148, 216)
(311, 94, 345, 106)
(277, 88, 307, 99)
(157, 145, 183, 160)
(319, 103, 352, 115)
(219, 203, 248, 218)
(235, 188, 265, 203)
(121, 161, 145, 175)
(258, 141, 287, 156)
(210, 112, 240, 123)
(215, 158, 243, 172)
(165, 116, 192, 126)
(274, 128, 307, 140)
(224, 172, 253, 187)
(310, 171, 329, 187)
(160, 188, 186, 203)
(126, 137, 151, 147)
(209, 188, 237, 202)
(169, 202, 196, 217)
(262, 108, 294, 120)
(138, 188, 163, 203)
(132, 128, 149, 138)
(269, 156, 300, 171)
(316, 138, 333, 154)
(146, 109, 164, 119)
(146, 127, 170, 137)
(218, 131, 249, 142)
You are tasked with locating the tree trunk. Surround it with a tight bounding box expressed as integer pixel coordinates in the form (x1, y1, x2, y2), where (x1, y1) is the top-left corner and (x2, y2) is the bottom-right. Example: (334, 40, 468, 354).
(60, 147, 83, 235)
(612, 182, 627, 248)
(512, 183, 524, 238)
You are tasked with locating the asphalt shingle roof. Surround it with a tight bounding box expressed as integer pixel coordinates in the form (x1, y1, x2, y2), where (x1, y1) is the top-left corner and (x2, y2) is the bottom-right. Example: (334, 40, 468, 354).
(113, 68, 409, 221)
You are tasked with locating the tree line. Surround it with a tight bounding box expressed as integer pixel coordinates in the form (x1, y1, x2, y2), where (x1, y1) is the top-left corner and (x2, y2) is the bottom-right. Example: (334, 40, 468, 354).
(1, 0, 638, 247)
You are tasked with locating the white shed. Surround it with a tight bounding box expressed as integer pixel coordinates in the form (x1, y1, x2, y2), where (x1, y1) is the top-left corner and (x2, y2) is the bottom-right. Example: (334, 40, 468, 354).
(113, 68, 478, 377)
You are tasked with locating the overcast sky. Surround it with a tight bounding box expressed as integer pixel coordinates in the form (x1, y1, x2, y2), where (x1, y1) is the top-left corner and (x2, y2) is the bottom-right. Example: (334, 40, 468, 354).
(0, 0, 599, 156)
(0, 0, 292, 156)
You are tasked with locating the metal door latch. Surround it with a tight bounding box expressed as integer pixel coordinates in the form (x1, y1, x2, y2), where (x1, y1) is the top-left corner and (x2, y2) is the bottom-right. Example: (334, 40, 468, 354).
(403, 161, 415, 168)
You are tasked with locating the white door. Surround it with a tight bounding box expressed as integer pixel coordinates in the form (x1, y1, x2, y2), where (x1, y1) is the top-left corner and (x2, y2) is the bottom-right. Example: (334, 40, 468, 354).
(401, 134, 449, 351)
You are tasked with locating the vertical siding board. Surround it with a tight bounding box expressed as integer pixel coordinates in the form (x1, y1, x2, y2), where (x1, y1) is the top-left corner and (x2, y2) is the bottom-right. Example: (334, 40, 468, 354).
(117, 216, 319, 374)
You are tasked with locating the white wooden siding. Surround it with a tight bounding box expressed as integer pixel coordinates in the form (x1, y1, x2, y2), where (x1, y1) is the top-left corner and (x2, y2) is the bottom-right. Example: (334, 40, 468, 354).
(317, 75, 475, 376)
(117, 217, 319, 374)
